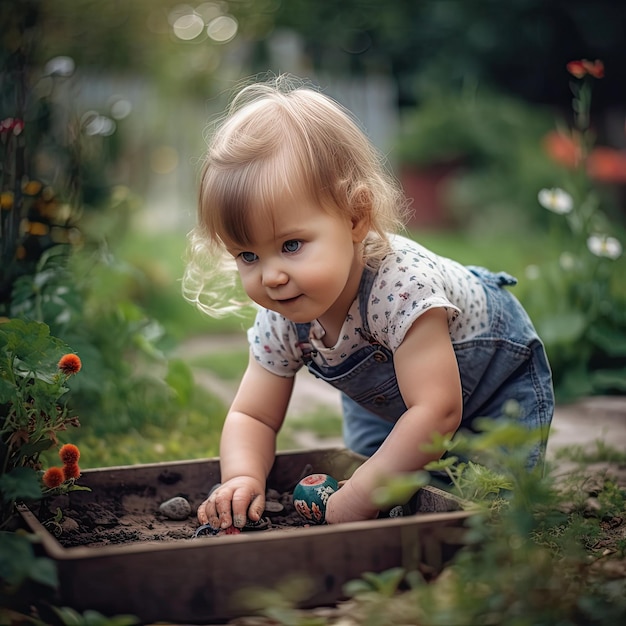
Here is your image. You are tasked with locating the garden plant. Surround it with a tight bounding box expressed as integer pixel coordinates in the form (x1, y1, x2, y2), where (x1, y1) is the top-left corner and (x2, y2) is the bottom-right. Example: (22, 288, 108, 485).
(1, 1, 625, 620)
(230, 416, 626, 626)
(526, 59, 626, 401)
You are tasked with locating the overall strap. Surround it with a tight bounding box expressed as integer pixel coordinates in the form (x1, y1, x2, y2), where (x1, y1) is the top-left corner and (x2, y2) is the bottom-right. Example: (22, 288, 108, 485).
(295, 322, 315, 364)
(295, 264, 380, 363)
(356, 266, 379, 344)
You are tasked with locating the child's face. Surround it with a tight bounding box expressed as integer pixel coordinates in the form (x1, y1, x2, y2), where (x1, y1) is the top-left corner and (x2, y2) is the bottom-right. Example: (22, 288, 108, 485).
(225, 188, 368, 329)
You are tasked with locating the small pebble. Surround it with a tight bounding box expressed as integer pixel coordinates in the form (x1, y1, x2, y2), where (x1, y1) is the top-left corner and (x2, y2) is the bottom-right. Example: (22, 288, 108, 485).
(159, 496, 191, 520)
(388, 505, 404, 518)
(266, 488, 281, 501)
(61, 517, 79, 533)
(264, 500, 284, 514)
(245, 516, 270, 531)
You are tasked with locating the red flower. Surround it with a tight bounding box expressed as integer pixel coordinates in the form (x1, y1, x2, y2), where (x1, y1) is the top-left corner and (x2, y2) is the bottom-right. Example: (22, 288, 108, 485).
(59, 443, 80, 465)
(0, 118, 24, 135)
(542, 131, 583, 169)
(63, 462, 81, 480)
(566, 60, 586, 78)
(58, 353, 81, 375)
(582, 59, 604, 79)
(587, 147, 626, 183)
(42, 467, 65, 489)
(566, 59, 604, 79)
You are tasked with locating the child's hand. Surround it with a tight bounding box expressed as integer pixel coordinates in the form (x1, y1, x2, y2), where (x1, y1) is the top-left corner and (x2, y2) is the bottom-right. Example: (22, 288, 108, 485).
(197, 476, 266, 529)
(324, 478, 379, 524)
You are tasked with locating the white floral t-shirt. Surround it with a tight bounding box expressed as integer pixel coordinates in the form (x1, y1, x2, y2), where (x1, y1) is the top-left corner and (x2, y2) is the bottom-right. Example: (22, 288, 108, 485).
(247, 234, 489, 377)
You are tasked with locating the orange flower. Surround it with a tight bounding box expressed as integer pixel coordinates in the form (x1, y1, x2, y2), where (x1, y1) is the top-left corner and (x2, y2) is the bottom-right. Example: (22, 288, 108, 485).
(42, 466, 65, 489)
(542, 130, 583, 169)
(566, 60, 586, 78)
(58, 353, 81, 375)
(63, 462, 81, 480)
(59, 443, 80, 465)
(587, 147, 626, 183)
(566, 59, 604, 79)
(582, 59, 604, 79)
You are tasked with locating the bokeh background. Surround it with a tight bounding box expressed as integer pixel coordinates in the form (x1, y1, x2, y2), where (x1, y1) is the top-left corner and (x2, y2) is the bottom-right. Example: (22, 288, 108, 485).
(2, 0, 626, 466)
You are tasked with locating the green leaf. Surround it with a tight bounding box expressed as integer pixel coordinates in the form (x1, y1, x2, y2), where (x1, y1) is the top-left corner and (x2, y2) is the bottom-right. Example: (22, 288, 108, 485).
(52, 607, 140, 626)
(0, 376, 16, 403)
(0, 467, 43, 503)
(0, 531, 58, 587)
(67, 484, 92, 493)
(470, 419, 543, 451)
(358, 568, 406, 596)
(17, 438, 56, 460)
(0, 531, 40, 587)
(425, 456, 458, 471)
(0, 319, 71, 373)
(28, 556, 59, 588)
(371, 471, 430, 508)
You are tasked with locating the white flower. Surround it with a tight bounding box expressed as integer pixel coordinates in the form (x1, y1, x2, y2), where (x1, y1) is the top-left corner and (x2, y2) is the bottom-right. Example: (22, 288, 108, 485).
(524, 265, 540, 280)
(559, 252, 576, 270)
(586, 234, 623, 260)
(537, 188, 573, 214)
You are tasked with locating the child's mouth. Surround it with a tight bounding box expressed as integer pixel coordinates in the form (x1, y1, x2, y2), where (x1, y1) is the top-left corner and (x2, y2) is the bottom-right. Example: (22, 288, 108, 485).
(277, 295, 302, 305)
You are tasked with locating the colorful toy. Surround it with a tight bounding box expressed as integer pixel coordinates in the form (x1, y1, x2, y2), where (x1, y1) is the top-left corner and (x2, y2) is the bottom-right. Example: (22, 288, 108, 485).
(293, 473, 339, 524)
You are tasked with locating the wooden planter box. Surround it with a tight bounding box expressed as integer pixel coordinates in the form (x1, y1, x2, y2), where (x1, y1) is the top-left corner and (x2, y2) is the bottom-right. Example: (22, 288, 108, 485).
(19, 448, 472, 624)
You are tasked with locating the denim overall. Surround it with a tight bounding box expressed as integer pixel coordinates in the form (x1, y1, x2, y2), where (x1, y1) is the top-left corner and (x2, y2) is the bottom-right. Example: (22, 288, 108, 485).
(295, 265, 554, 469)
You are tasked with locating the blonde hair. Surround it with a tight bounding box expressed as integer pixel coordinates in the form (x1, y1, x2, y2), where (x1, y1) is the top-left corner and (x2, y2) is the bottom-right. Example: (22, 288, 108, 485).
(183, 74, 409, 317)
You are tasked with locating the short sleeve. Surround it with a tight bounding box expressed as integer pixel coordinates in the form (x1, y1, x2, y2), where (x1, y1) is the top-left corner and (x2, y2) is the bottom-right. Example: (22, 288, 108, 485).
(247, 308, 303, 377)
(366, 248, 461, 352)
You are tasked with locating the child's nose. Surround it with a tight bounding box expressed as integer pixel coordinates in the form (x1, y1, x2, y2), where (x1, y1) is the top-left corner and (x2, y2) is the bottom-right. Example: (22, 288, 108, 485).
(261, 262, 288, 288)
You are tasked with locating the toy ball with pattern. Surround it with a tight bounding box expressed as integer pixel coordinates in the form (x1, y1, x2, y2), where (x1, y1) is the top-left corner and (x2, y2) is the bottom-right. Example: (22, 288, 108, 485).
(292, 473, 339, 525)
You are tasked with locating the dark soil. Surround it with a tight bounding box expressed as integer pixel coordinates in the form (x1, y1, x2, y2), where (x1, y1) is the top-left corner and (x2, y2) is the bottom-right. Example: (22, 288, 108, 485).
(42, 485, 309, 549)
(35, 460, 626, 559)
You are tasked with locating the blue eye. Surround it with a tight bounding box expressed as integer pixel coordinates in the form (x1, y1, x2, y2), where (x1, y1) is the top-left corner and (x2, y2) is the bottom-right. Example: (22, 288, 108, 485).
(283, 240, 301, 253)
(239, 251, 258, 263)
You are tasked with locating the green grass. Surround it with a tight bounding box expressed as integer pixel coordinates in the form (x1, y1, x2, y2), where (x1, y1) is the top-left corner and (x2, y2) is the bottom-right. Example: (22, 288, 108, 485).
(188, 349, 249, 381)
(288, 409, 344, 439)
(45, 387, 227, 469)
(277, 410, 343, 450)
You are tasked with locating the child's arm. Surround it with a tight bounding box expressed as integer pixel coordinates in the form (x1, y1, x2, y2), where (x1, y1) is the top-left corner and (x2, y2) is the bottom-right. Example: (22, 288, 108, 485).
(197, 354, 294, 529)
(325, 307, 463, 523)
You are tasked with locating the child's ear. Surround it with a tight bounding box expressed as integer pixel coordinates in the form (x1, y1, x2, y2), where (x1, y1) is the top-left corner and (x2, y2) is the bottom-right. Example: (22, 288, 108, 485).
(350, 187, 372, 242)
(351, 213, 371, 242)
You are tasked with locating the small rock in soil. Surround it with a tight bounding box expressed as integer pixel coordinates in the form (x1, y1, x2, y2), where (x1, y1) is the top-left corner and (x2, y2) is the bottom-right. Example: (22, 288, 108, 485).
(245, 517, 270, 530)
(60, 517, 79, 533)
(159, 496, 192, 520)
(266, 488, 281, 500)
(388, 505, 404, 517)
(264, 500, 284, 514)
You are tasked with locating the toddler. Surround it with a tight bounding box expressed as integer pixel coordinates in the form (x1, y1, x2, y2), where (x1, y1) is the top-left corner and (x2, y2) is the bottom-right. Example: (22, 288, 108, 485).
(184, 75, 554, 528)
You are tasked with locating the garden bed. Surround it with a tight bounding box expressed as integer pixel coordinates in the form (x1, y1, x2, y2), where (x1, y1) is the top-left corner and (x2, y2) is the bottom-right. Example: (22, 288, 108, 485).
(19, 448, 472, 624)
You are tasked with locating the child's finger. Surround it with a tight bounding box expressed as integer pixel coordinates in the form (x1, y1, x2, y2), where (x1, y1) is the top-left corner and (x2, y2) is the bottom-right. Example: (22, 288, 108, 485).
(196, 498, 210, 525)
(231, 487, 259, 528)
(213, 488, 234, 529)
(247, 492, 266, 523)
